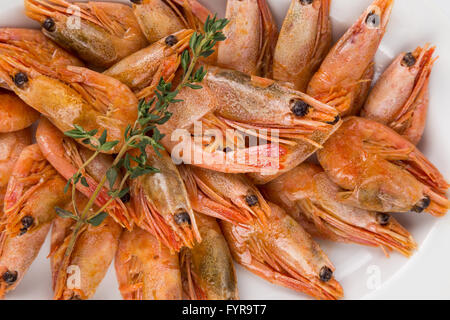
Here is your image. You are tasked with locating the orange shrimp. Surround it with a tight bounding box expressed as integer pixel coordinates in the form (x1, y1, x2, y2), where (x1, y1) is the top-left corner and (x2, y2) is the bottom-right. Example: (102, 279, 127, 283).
(317, 117, 449, 216)
(221, 202, 343, 300)
(217, 0, 278, 77)
(273, 0, 332, 91)
(159, 66, 340, 181)
(0, 90, 39, 133)
(307, 0, 394, 116)
(263, 162, 417, 257)
(36, 117, 133, 229)
(0, 128, 32, 209)
(130, 147, 201, 253)
(180, 213, 238, 300)
(24, 0, 147, 68)
(50, 196, 122, 300)
(104, 29, 194, 95)
(131, 0, 210, 43)
(0, 44, 138, 153)
(0, 144, 70, 298)
(362, 45, 436, 145)
(181, 166, 271, 225)
(115, 227, 183, 300)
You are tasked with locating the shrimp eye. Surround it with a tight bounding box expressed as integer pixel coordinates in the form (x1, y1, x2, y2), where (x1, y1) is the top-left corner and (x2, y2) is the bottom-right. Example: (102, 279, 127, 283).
(13, 72, 28, 88)
(291, 100, 311, 117)
(319, 266, 333, 282)
(174, 212, 191, 225)
(120, 192, 131, 203)
(21, 216, 34, 229)
(165, 35, 178, 47)
(42, 18, 56, 32)
(376, 213, 390, 226)
(300, 0, 313, 5)
(223, 147, 232, 153)
(365, 11, 380, 28)
(401, 52, 416, 67)
(245, 194, 259, 207)
(326, 115, 340, 125)
(2, 270, 18, 284)
(412, 196, 431, 213)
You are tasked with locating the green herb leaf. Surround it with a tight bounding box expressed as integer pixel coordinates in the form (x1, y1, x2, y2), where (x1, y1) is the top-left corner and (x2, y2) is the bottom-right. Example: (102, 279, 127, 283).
(86, 212, 108, 227)
(55, 207, 79, 221)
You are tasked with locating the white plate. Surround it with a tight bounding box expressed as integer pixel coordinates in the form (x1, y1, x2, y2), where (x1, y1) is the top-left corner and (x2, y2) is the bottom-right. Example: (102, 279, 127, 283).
(1, 0, 449, 300)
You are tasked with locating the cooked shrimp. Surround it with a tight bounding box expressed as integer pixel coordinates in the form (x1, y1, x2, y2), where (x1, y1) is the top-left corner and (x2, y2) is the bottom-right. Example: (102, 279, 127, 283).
(36, 117, 133, 229)
(0, 144, 70, 297)
(180, 213, 238, 300)
(221, 202, 343, 300)
(0, 28, 84, 90)
(51, 197, 122, 300)
(0, 128, 32, 208)
(131, 147, 201, 253)
(218, 0, 278, 77)
(0, 46, 138, 153)
(0, 90, 39, 133)
(181, 166, 271, 225)
(131, 0, 210, 43)
(205, 66, 341, 182)
(115, 227, 182, 300)
(307, 0, 394, 116)
(362, 45, 436, 145)
(24, 0, 147, 68)
(104, 29, 194, 94)
(263, 163, 417, 257)
(317, 117, 449, 216)
(273, 0, 332, 91)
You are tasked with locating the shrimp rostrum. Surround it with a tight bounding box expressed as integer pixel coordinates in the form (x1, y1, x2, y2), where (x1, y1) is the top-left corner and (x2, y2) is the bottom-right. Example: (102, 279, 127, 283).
(317, 117, 449, 217)
(0, 144, 70, 297)
(263, 163, 417, 257)
(221, 202, 343, 300)
(24, 0, 148, 68)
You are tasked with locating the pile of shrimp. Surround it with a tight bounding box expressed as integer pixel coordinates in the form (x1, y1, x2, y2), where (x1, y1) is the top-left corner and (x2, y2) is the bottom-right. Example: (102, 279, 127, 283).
(0, 0, 447, 300)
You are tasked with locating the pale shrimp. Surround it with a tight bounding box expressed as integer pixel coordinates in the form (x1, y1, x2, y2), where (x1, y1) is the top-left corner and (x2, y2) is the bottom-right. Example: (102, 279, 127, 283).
(0, 90, 39, 133)
(115, 227, 183, 300)
(104, 29, 194, 95)
(206, 66, 341, 182)
(263, 163, 417, 257)
(273, 0, 332, 92)
(180, 213, 238, 300)
(159, 66, 340, 179)
(362, 45, 436, 145)
(221, 202, 343, 300)
(307, 0, 394, 116)
(0, 28, 84, 90)
(131, 147, 201, 253)
(0, 128, 32, 209)
(0, 45, 138, 153)
(217, 0, 278, 77)
(0, 144, 70, 297)
(24, 0, 148, 68)
(131, 0, 210, 43)
(36, 117, 133, 229)
(317, 117, 449, 216)
(180, 166, 271, 225)
(50, 196, 122, 300)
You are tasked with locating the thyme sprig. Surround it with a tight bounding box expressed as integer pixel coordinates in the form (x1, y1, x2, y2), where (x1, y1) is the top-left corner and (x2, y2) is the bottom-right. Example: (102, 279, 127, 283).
(54, 15, 228, 256)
